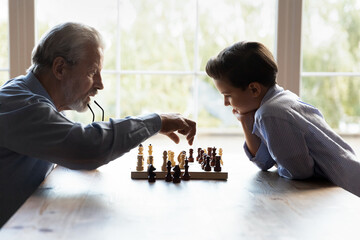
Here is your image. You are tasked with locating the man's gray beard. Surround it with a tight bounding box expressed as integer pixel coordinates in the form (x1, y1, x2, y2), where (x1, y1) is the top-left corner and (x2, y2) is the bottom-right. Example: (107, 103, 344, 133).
(68, 99, 88, 112)
(63, 83, 88, 112)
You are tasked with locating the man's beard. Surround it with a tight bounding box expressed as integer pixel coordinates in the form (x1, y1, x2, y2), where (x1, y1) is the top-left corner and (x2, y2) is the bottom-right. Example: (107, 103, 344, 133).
(63, 81, 97, 112)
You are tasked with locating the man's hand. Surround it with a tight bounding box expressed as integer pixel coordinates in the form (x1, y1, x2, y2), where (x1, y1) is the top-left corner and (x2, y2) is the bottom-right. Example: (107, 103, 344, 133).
(159, 113, 196, 145)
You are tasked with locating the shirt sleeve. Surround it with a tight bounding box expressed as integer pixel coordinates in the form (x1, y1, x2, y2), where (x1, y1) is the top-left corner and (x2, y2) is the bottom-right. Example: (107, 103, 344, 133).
(0, 101, 161, 170)
(257, 116, 315, 179)
(243, 141, 276, 171)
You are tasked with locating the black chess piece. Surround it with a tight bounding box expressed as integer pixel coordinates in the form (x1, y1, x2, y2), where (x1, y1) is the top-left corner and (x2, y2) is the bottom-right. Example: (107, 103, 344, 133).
(165, 160, 173, 182)
(196, 148, 201, 162)
(147, 164, 156, 182)
(188, 149, 194, 162)
(204, 156, 212, 172)
(172, 165, 181, 183)
(211, 147, 217, 167)
(214, 156, 222, 172)
(182, 157, 191, 180)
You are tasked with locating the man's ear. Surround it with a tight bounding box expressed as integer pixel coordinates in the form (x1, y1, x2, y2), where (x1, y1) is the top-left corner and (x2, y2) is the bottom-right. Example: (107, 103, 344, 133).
(248, 82, 262, 97)
(52, 57, 67, 80)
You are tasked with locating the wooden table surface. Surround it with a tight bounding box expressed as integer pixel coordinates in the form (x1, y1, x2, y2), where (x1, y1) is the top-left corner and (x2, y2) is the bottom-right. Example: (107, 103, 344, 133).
(1, 135, 359, 240)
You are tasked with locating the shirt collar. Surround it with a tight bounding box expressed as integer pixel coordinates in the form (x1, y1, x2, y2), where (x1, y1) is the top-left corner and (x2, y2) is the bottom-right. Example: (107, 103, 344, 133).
(23, 71, 57, 109)
(260, 84, 284, 107)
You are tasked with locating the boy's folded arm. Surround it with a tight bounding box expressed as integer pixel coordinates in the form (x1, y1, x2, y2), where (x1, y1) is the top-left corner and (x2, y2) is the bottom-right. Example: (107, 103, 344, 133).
(244, 141, 275, 171)
(260, 117, 315, 179)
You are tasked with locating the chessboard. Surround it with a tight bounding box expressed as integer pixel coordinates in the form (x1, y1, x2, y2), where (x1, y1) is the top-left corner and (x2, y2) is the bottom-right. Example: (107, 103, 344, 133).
(131, 145, 228, 180)
(131, 162, 228, 180)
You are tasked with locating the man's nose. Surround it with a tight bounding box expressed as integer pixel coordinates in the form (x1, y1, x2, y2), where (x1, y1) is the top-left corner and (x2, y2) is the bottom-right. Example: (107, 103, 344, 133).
(95, 73, 104, 90)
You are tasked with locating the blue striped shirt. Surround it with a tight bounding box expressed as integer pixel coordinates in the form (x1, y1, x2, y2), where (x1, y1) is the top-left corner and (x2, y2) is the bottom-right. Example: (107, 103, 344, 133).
(244, 84, 360, 197)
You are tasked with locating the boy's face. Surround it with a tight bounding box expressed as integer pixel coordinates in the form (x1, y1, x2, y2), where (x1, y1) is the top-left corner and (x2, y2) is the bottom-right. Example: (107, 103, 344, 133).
(214, 79, 262, 115)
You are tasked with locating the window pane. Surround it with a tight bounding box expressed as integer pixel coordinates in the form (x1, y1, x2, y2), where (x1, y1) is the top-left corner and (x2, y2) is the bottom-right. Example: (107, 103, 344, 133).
(198, 76, 239, 129)
(0, 0, 9, 85)
(36, 0, 118, 71)
(119, 0, 196, 71)
(301, 76, 360, 132)
(119, 75, 193, 116)
(302, 0, 360, 134)
(198, 0, 276, 71)
(302, 0, 360, 72)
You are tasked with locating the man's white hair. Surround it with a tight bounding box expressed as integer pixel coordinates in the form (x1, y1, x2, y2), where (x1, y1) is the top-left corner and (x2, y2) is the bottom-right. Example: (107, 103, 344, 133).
(28, 22, 105, 74)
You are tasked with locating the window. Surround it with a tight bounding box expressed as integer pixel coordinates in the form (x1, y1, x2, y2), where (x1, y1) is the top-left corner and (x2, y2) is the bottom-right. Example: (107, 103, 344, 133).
(35, 0, 276, 129)
(0, 0, 9, 85)
(301, 0, 360, 133)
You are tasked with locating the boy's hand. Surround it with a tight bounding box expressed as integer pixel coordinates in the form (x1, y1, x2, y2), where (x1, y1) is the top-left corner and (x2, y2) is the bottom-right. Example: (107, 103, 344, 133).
(233, 109, 256, 132)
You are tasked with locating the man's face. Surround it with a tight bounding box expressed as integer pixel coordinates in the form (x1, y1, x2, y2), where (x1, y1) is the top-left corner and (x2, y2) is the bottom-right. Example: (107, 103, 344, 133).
(214, 79, 260, 115)
(62, 45, 104, 112)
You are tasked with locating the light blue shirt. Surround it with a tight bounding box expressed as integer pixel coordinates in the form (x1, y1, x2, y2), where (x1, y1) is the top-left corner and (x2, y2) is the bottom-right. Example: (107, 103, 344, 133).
(244, 84, 360, 197)
(0, 72, 161, 226)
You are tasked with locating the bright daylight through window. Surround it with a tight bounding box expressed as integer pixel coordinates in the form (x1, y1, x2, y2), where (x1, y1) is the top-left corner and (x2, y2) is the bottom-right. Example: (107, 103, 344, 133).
(35, 0, 276, 131)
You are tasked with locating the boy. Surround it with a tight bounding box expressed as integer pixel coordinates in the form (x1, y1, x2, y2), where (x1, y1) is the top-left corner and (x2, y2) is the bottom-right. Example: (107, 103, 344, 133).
(206, 41, 360, 197)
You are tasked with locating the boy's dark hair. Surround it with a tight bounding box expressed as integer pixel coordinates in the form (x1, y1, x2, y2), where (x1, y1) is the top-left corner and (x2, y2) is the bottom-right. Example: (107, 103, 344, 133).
(205, 41, 278, 90)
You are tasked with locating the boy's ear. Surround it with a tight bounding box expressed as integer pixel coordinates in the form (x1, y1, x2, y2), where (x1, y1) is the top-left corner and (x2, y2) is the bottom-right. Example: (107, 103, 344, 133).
(248, 82, 262, 97)
(52, 57, 67, 80)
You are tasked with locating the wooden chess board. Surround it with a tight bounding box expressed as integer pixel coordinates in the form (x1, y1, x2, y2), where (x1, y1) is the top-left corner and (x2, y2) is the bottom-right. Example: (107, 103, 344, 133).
(131, 162, 228, 180)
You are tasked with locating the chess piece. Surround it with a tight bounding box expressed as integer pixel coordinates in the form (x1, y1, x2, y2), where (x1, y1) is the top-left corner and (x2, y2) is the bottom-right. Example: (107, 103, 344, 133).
(161, 151, 167, 171)
(211, 147, 216, 167)
(182, 157, 191, 180)
(199, 149, 205, 164)
(168, 151, 175, 167)
(138, 144, 144, 155)
(172, 165, 181, 183)
(207, 147, 212, 157)
(136, 144, 144, 171)
(201, 154, 207, 170)
(196, 147, 201, 162)
(165, 160, 173, 182)
(214, 156, 222, 172)
(179, 151, 186, 169)
(188, 148, 194, 162)
(219, 148, 223, 165)
(204, 155, 212, 172)
(147, 164, 156, 182)
(147, 144, 153, 164)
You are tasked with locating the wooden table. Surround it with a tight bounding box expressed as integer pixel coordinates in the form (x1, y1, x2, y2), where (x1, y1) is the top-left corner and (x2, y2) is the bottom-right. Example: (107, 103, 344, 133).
(1, 136, 359, 239)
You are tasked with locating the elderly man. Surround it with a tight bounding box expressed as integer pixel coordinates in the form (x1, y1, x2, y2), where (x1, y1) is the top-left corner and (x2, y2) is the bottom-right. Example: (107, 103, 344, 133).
(0, 22, 196, 226)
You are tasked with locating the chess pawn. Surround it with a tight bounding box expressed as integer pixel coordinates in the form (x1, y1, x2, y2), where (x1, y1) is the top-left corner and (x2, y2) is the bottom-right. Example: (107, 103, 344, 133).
(182, 157, 191, 181)
(188, 148, 194, 162)
(204, 155, 212, 172)
(214, 156, 222, 172)
(147, 164, 156, 182)
(165, 160, 173, 182)
(161, 151, 167, 171)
